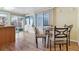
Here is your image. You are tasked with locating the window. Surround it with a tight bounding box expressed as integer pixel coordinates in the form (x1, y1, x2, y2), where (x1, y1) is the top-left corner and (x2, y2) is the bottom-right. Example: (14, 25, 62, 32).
(36, 13, 43, 27)
(25, 16, 30, 25)
(25, 16, 34, 26)
(30, 16, 34, 26)
(43, 12, 49, 26)
(0, 13, 8, 25)
(35, 11, 49, 27)
(11, 15, 25, 31)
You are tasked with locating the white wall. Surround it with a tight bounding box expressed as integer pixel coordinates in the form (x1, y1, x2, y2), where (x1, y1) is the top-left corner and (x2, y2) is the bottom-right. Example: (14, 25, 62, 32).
(54, 7, 77, 41)
(77, 8, 79, 45)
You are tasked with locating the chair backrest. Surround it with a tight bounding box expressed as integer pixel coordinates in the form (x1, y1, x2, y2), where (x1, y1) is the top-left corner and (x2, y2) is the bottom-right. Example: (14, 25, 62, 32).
(64, 24, 73, 32)
(54, 26, 68, 39)
(34, 27, 38, 35)
(68, 25, 73, 32)
(34, 27, 38, 38)
(34, 27, 44, 36)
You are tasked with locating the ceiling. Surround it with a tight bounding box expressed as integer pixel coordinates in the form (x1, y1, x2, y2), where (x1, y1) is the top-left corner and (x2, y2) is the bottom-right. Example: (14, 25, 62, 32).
(3, 7, 52, 15)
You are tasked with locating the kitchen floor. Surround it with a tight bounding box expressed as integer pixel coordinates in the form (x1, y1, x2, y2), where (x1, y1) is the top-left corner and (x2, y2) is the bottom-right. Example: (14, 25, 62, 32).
(0, 31, 79, 51)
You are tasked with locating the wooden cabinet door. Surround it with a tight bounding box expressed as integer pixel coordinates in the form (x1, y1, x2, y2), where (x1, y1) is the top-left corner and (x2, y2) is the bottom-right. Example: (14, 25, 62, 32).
(6, 27, 15, 45)
(0, 28, 6, 47)
(0, 27, 15, 47)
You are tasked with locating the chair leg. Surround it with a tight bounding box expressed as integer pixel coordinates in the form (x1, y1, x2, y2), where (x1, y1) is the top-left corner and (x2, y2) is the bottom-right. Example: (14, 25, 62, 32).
(69, 36, 70, 46)
(62, 44, 64, 47)
(66, 43, 68, 51)
(36, 38, 38, 48)
(69, 33, 70, 46)
(59, 44, 61, 51)
(50, 40, 51, 51)
(69, 39, 70, 46)
(47, 36, 49, 48)
(54, 43, 56, 51)
(44, 37, 46, 47)
(42, 37, 46, 47)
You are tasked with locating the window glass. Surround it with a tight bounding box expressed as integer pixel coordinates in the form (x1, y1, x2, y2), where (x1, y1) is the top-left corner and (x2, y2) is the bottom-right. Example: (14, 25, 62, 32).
(35, 11, 49, 27)
(30, 16, 33, 26)
(25, 16, 34, 26)
(43, 12, 49, 26)
(25, 16, 30, 25)
(11, 15, 24, 32)
(36, 13, 43, 27)
(0, 13, 8, 25)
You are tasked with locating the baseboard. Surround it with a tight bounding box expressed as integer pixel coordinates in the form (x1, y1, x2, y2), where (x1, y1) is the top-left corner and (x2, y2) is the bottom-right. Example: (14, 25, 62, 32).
(70, 40, 79, 46)
(70, 40, 77, 43)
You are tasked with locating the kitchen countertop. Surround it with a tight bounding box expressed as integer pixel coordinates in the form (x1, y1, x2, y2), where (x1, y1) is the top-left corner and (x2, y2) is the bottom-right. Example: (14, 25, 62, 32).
(0, 25, 15, 28)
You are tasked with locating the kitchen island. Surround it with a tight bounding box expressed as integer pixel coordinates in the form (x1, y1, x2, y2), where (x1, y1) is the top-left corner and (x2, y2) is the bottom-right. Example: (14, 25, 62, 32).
(0, 26, 15, 47)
